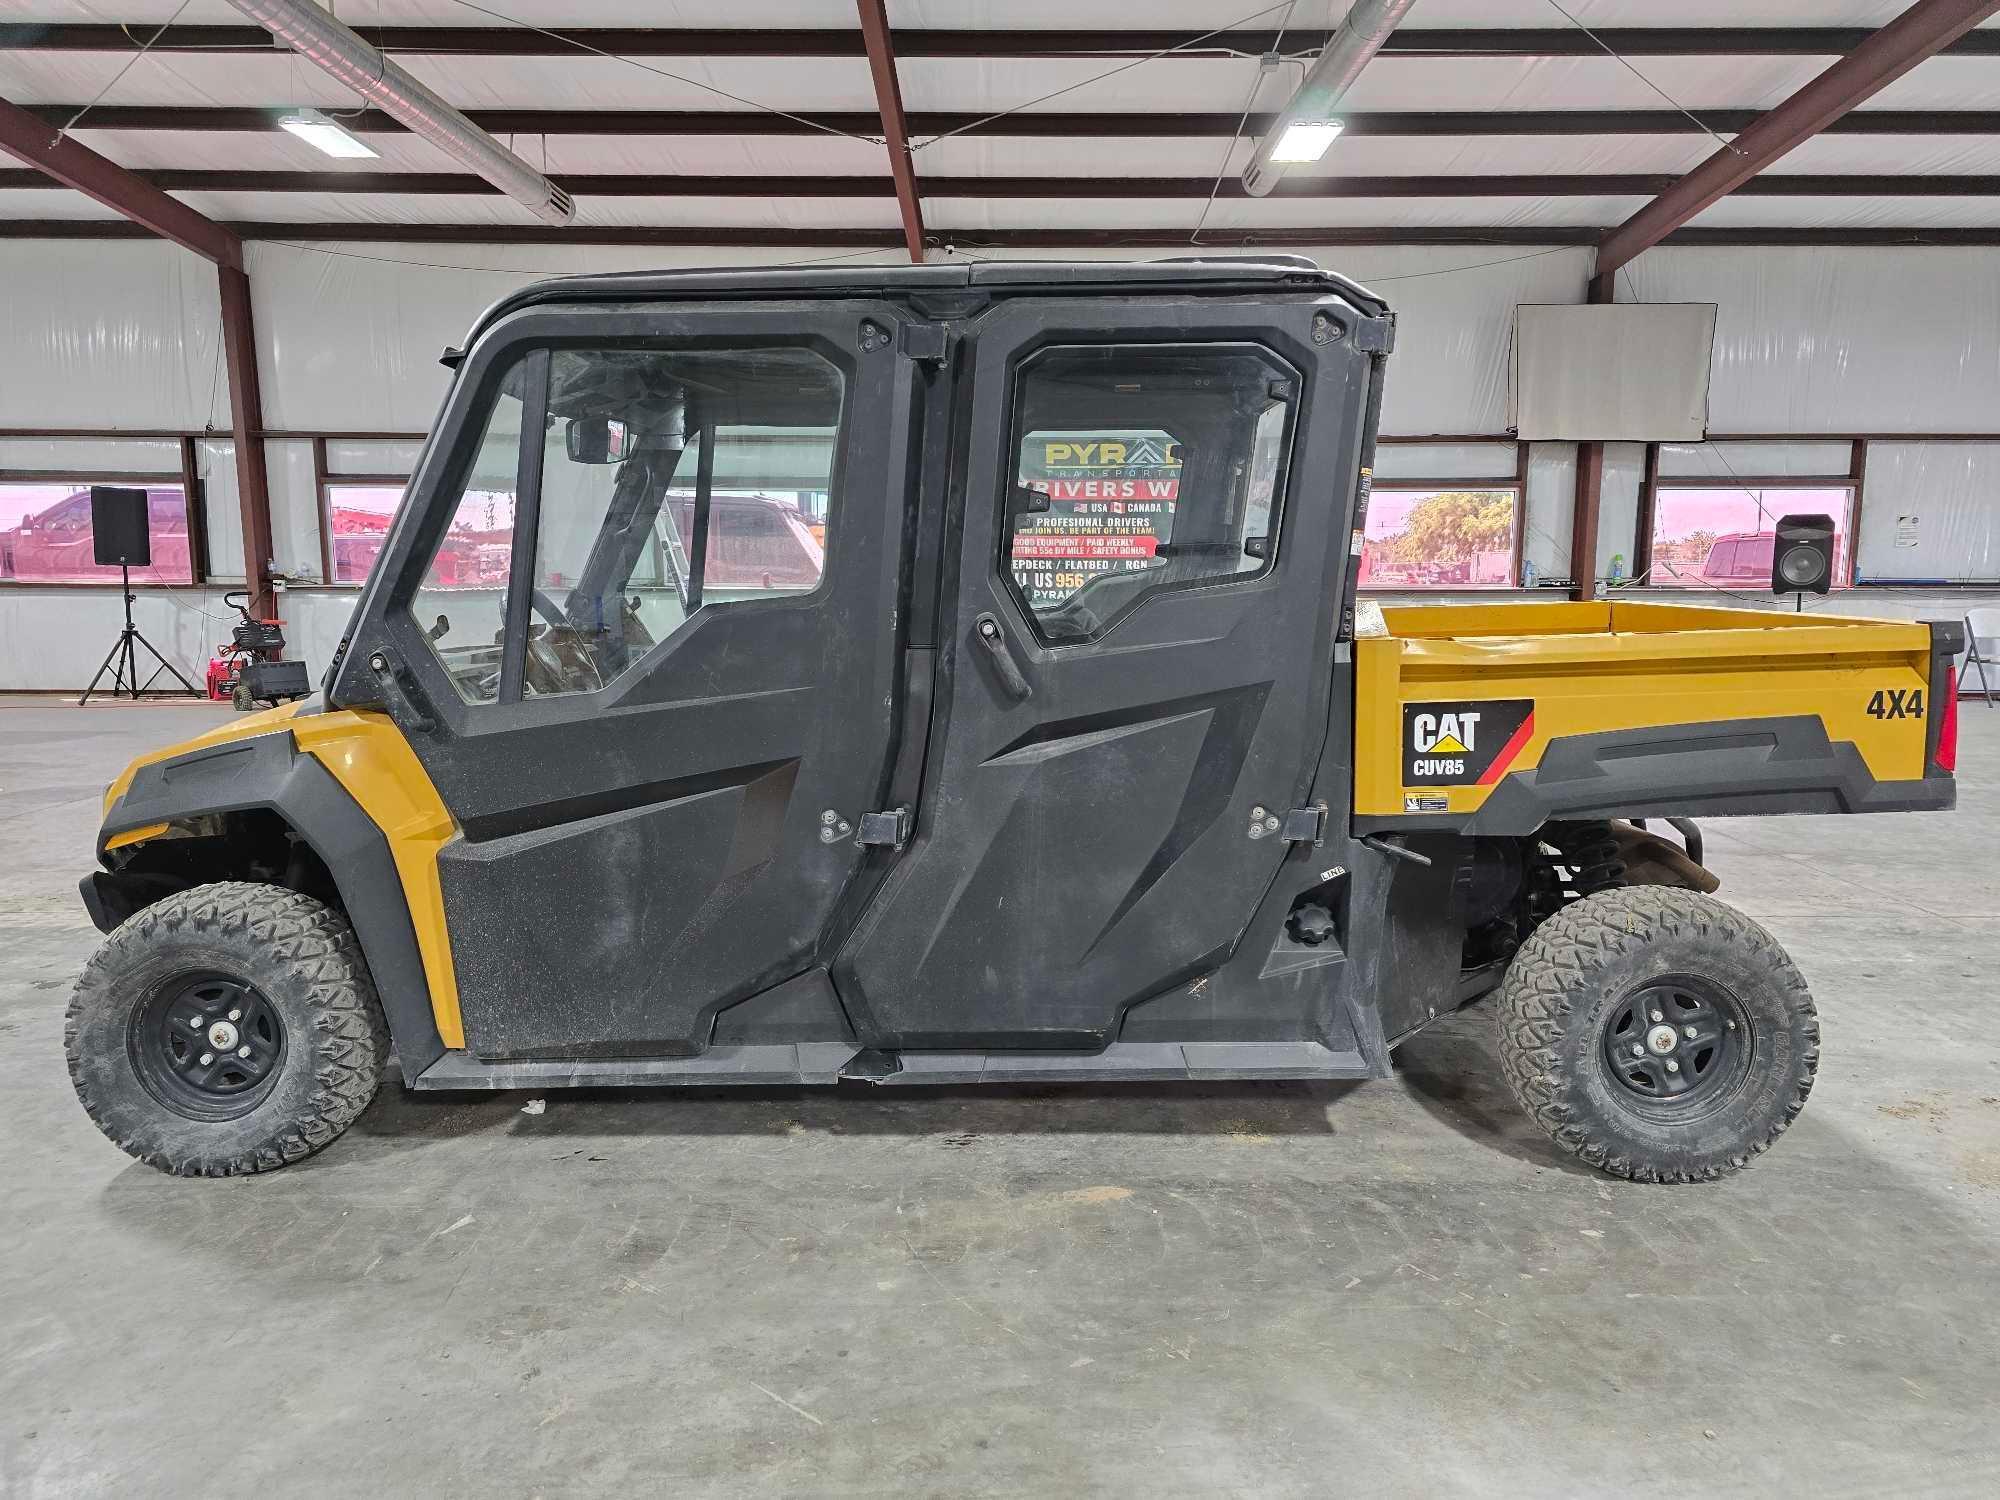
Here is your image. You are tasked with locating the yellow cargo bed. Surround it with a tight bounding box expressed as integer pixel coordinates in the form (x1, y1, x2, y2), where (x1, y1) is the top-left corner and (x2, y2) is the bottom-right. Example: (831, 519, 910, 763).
(1353, 600, 1947, 828)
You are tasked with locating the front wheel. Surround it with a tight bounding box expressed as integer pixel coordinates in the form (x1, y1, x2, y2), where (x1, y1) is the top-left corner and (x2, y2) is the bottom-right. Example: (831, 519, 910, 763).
(66, 883, 388, 1176)
(1494, 886, 1819, 1183)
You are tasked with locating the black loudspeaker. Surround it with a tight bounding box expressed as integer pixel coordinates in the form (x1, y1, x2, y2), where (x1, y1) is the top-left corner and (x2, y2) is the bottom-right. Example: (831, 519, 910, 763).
(90, 485, 151, 567)
(1773, 513, 1835, 596)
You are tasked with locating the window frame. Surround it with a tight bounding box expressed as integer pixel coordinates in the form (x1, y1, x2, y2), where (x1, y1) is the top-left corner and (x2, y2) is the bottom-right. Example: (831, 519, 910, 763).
(396, 334, 852, 708)
(1358, 440, 1529, 592)
(997, 339, 1303, 646)
(0, 455, 204, 587)
(1637, 438, 1862, 589)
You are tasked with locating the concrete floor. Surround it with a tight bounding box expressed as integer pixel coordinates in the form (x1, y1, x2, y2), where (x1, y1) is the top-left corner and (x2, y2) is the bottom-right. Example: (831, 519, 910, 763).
(3, 696, 1998, 1498)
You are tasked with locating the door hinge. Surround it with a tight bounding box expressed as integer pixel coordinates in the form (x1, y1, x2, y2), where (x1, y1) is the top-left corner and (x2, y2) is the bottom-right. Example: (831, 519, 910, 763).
(855, 806, 912, 849)
(1353, 314, 1396, 355)
(1280, 805, 1327, 847)
(898, 322, 949, 364)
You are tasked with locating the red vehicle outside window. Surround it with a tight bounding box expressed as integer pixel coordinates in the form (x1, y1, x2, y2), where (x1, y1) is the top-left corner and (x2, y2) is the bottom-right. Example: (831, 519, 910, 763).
(0, 487, 194, 584)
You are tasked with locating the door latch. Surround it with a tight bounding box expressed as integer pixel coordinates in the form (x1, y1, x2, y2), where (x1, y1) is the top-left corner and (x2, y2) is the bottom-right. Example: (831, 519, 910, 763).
(854, 806, 912, 849)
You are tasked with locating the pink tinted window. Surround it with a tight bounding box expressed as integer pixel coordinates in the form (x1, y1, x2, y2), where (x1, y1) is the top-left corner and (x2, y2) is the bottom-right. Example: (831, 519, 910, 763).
(0, 483, 194, 584)
(1358, 488, 1518, 589)
(329, 482, 514, 588)
(1649, 487, 1851, 589)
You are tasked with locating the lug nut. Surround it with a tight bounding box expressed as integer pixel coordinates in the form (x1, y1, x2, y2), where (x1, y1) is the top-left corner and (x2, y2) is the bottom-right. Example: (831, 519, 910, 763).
(237, 1046, 251, 1059)
(1726, 1020, 1737, 1031)
(1632, 1044, 1645, 1056)
(1684, 1025, 1697, 1039)
(199, 1052, 214, 1066)
(1665, 1060, 1680, 1073)
(228, 1008, 241, 1021)
(189, 1017, 202, 1029)
(1650, 1009, 1664, 1023)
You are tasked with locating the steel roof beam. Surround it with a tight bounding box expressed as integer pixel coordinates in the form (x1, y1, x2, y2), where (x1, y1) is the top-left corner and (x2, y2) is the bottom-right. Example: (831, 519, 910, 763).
(6, 24, 2000, 59)
(26, 104, 2000, 138)
(856, 0, 924, 263)
(10, 219, 2000, 249)
(6, 168, 1999, 199)
(1594, 0, 2000, 278)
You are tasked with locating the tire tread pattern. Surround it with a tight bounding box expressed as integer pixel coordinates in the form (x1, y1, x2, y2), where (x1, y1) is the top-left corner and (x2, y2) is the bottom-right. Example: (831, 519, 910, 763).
(1494, 885, 1819, 1184)
(65, 883, 389, 1177)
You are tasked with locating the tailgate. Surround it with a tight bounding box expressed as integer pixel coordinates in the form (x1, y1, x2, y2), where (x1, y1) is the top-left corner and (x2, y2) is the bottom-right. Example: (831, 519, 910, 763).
(1353, 600, 1957, 832)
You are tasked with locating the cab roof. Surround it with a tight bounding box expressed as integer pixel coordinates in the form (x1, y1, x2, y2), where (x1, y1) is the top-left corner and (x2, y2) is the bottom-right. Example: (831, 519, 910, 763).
(465, 255, 1388, 347)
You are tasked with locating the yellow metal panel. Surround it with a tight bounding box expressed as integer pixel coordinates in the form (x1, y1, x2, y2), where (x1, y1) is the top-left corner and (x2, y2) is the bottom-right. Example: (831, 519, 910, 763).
(291, 713, 466, 1050)
(99, 703, 466, 1050)
(103, 822, 171, 851)
(1356, 602, 1935, 818)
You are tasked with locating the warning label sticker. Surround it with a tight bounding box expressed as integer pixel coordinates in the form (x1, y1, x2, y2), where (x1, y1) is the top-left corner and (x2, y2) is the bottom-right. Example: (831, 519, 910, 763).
(1402, 699, 1536, 787)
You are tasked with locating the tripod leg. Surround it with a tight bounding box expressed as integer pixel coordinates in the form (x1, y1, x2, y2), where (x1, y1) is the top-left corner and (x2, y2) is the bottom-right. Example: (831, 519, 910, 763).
(79, 631, 128, 706)
(127, 626, 201, 696)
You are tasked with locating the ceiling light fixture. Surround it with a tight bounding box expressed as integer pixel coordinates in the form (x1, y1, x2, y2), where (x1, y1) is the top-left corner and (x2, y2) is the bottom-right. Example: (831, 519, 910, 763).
(229, 0, 573, 223)
(1243, 0, 1418, 196)
(276, 108, 378, 160)
(1268, 121, 1345, 164)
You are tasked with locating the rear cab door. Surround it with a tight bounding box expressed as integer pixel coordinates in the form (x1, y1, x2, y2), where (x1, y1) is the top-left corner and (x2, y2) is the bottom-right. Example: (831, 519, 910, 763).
(839, 285, 1384, 1049)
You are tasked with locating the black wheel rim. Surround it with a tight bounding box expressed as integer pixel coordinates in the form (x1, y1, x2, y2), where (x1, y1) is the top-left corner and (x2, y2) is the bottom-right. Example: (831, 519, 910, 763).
(128, 972, 286, 1121)
(1600, 975, 1749, 1108)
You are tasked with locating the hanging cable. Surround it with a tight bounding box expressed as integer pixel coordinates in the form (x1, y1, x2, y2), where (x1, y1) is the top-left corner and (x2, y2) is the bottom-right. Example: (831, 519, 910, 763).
(54, 0, 196, 142)
(440, 0, 887, 146)
(1541, 0, 1746, 156)
(1192, 5, 1297, 245)
(910, 0, 1300, 150)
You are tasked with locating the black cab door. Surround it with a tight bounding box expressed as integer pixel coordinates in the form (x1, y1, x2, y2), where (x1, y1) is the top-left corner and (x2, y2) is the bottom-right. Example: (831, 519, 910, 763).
(838, 292, 1376, 1049)
(332, 297, 921, 1059)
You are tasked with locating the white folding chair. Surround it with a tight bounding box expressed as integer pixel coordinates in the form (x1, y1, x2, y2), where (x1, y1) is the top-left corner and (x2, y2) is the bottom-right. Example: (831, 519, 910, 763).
(1962, 607, 2000, 706)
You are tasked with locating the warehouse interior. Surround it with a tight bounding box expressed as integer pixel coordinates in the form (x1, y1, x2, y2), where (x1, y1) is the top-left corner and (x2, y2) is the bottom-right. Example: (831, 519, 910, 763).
(3, 3, 2000, 1496)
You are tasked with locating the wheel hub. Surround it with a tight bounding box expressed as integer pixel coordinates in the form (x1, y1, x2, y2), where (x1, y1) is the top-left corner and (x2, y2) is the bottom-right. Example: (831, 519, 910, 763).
(1601, 976, 1747, 1104)
(129, 972, 285, 1121)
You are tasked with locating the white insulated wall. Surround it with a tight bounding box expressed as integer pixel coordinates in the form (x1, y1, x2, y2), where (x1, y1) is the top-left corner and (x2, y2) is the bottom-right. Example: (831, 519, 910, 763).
(4, 238, 2000, 689)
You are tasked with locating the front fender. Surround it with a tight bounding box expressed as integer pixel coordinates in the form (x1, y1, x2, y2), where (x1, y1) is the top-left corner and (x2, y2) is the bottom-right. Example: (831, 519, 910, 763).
(95, 730, 445, 1078)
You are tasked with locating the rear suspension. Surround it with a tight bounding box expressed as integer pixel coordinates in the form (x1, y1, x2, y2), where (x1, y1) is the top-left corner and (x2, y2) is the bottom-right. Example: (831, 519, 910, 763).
(1544, 820, 1627, 899)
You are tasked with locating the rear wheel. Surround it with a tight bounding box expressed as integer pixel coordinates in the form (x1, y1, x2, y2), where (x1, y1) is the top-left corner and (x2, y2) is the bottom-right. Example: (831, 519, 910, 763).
(1494, 886, 1818, 1182)
(66, 883, 388, 1176)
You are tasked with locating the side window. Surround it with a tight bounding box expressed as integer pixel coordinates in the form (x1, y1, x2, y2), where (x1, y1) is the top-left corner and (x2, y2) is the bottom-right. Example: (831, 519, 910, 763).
(411, 367, 524, 703)
(1004, 344, 1296, 643)
(411, 344, 843, 703)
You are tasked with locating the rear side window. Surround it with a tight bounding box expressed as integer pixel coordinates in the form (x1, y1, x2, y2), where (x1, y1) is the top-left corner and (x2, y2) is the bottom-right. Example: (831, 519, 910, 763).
(1004, 343, 1296, 643)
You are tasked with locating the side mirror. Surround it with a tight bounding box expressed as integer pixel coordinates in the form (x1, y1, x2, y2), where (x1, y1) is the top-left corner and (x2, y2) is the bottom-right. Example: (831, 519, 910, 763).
(566, 416, 629, 465)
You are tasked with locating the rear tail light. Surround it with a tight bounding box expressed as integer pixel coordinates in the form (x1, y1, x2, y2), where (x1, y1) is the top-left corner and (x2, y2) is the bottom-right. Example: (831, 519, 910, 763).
(1935, 667, 1959, 774)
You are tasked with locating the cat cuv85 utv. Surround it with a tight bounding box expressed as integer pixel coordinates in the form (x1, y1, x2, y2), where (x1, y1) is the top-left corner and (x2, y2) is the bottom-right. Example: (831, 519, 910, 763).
(68, 259, 1961, 1180)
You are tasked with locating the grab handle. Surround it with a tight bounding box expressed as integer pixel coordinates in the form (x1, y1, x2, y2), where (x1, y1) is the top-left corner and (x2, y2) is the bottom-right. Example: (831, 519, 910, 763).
(973, 613, 1031, 703)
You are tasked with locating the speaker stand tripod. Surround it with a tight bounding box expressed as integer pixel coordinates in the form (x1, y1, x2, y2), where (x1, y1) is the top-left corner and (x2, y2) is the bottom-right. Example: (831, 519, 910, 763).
(79, 564, 201, 704)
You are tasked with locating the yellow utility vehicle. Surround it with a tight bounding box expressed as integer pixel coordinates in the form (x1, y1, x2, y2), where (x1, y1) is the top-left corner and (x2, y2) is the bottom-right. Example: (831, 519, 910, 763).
(67, 260, 1960, 1180)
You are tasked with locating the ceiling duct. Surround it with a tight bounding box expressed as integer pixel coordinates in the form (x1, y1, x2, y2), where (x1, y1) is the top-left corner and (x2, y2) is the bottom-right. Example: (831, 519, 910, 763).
(1242, 0, 1418, 197)
(226, 0, 574, 225)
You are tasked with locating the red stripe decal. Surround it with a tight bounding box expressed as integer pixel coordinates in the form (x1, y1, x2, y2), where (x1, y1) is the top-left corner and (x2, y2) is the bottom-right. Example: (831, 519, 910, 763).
(1477, 710, 1536, 786)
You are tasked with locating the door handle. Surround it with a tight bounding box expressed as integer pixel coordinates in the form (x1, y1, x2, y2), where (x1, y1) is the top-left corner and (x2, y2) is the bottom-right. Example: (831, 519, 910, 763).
(972, 613, 1031, 702)
(367, 650, 438, 734)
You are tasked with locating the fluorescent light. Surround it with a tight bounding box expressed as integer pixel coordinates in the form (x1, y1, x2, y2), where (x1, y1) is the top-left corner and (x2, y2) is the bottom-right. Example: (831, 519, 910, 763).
(1268, 120, 1344, 164)
(277, 108, 378, 160)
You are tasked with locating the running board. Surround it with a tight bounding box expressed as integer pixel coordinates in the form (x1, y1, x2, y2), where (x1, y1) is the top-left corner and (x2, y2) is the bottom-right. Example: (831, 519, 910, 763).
(412, 1039, 1377, 1090)
(411, 1043, 857, 1089)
